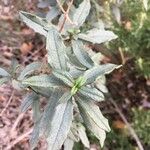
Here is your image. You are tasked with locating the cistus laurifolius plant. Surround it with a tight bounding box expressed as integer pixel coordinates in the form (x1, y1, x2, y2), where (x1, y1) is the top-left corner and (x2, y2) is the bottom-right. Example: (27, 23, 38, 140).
(0, 0, 121, 149)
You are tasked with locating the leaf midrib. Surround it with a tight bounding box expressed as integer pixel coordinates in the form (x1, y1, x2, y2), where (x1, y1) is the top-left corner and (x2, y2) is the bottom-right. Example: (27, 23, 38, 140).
(51, 101, 69, 150)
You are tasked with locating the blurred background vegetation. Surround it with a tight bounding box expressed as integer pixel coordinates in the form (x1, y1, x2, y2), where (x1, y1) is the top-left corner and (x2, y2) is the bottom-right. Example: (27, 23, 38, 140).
(0, 0, 149, 149)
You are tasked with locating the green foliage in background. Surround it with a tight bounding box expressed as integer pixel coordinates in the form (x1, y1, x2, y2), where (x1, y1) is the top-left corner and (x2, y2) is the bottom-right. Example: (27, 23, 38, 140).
(105, 128, 134, 150)
(132, 108, 150, 145)
(92, 0, 150, 78)
(0, 0, 120, 150)
(112, 0, 150, 78)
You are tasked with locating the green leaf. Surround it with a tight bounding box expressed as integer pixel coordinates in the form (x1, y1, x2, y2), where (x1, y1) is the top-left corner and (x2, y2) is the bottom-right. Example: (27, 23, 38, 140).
(47, 100, 74, 150)
(53, 70, 74, 87)
(0, 68, 10, 77)
(77, 123, 90, 148)
(64, 138, 74, 150)
(79, 86, 104, 102)
(73, 0, 91, 27)
(19, 11, 49, 36)
(77, 97, 110, 132)
(83, 64, 121, 84)
(46, 27, 67, 70)
(40, 89, 64, 137)
(72, 40, 94, 68)
(20, 92, 38, 112)
(18, 62, 42, 80)
(22, 74, 64, 88)
(78, 28, 118, 44)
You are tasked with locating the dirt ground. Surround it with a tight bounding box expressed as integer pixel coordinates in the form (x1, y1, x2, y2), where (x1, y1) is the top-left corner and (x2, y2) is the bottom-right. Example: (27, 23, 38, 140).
(0, 0, 150, 150)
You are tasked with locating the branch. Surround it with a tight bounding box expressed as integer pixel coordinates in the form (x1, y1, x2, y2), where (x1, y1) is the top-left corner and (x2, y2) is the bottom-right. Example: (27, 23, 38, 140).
(11, 113, 25, 134)
(0, 90, 15, 116)
(56, 0, 74, 29)
(109, 97, 144, 150)
(5, 128, 33, 150)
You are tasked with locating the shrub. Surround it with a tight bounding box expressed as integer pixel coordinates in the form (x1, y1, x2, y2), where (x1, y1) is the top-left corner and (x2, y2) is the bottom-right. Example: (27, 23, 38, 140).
(98, 0, 150, 78)
(0, 0, 120, 149)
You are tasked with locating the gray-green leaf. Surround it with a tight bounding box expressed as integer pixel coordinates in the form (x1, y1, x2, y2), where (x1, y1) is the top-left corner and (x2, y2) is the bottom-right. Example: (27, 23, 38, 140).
(19, 11, 49, 36)
(31, 96, 41, 122)
(0, 77, 9, 86)
(31, 86, 53, 98)
(40, 89, 64, 137)
(72, 40, 94, 68)
(69, 68, 84, 79)
(95, 76, 108, 93)
(79, 86, 104, 102)
(83, 63, 121, 84)
(46, 27, 67, 70)
(78, 103, 106, 147)
(30, 120, 41, 150)
(18, 62, 42, 80)
(77, 123, 90, 148)
(143, 0, 148, 11)
(77, 97, 110, 132)
(30, 90, 50, 149)
(68, 124, 80, 142)
(53, 70, 74, 87)
(0, 68, 10, 77)
(58, 91, 72, 104)
(47, 100, 74, 150)
(66, 48, 86, 70)
(111, 4, 121, 24)
(22, 74, 64, 88)
(73, 0, 91, 27)
(46, 6, 60, 21)
(78, 28, 118, 44)
(64, 138, 74, 150)
(20, 92, 38, 112)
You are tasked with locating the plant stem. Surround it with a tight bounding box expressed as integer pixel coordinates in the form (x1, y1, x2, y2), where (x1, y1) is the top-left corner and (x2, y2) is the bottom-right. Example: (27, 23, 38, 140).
(56, 0, 74, 30)
(0, 90, 15, 116)
(118, 47, 125, 65)
(109, 97, 144, 150)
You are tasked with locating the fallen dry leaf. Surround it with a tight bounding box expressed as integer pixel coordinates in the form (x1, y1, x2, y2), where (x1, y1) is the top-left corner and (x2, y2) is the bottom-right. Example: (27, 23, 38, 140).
(113, 120, 126, 129)
(125, 21, 132, 31)
(20, 42, 33, 55)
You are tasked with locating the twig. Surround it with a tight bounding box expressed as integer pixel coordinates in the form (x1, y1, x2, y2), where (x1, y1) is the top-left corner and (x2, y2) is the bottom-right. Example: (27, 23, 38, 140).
(56, 0, 74, 26)
(59, 16, 67, 32)
(59, 0, 74, 32)
(5, 128, 33, 150)
(11, 113, 24, 134)
(109, 97, 144, 150)
(0, 90, 15, 116)
(118, 47, 125, 65)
